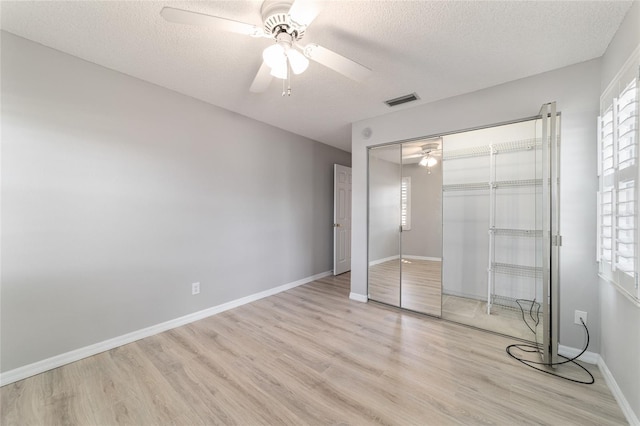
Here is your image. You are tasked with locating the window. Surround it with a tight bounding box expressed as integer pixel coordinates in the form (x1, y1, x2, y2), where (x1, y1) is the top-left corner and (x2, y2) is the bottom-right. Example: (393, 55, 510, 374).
(401, 176, 411, 230)
(598, 49, 640, 304)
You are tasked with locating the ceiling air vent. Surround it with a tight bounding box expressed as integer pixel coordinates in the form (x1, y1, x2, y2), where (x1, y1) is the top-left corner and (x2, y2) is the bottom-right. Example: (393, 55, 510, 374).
(384, 92, 420, 107)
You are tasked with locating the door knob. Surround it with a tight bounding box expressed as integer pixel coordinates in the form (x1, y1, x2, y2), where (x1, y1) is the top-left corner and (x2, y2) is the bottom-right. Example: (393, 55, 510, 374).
(334, 223, 341, 227)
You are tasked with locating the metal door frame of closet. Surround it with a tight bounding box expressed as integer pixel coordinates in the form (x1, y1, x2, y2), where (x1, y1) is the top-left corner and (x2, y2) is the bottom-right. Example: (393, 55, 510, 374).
(541, 102, 561, 366)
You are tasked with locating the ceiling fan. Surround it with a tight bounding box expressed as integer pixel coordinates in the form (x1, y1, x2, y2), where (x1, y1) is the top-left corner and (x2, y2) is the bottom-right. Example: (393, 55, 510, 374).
(160, 0, 372, 95)
(404, 140, 442, 171)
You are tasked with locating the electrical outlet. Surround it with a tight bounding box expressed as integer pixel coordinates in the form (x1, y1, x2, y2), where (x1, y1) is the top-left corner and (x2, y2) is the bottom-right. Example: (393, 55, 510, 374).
(192, 282, 200, 295)
(574, 310, 587, 326)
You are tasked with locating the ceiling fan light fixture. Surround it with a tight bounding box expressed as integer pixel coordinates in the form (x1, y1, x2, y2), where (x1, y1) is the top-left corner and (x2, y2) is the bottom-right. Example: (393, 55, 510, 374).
(270, 61, 288, 79)
(419, 154, 438, 168)
(263, 43, 286, 69)
(286, 49, 309, 74)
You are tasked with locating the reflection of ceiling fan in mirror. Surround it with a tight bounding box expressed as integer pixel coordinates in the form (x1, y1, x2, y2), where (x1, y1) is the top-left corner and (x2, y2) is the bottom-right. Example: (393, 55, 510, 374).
(404, 140, 442, 172)
(160, 0, 372, 96)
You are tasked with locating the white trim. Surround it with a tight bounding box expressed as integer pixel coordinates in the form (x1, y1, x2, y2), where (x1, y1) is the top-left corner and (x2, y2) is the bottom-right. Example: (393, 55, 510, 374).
(368, 254, 442, 267)
(598, 356, 640, 426)
(0, 270, 332, 387)
(599, 273, 640, 308)
(349, 292, 368, 303)
(442, 290, 486, 302)
(368, 255, 400, 266)
(558, 345, 639, 425)
(402, 255, 442, 262)
(557, 344, 599, 365)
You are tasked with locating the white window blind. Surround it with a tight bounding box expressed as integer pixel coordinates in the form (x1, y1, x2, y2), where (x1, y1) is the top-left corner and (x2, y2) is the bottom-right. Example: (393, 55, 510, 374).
(598, 59, 640, 303)
(401, 176, 411, 231)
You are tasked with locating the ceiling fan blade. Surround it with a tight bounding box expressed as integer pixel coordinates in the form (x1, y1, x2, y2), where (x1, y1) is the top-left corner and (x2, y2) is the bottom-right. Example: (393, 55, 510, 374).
(249, 61, 273, 93)
(303, 44, 372, 83)
(403, 154, 424, 159)
(160, 7, 264, 37)
(288, 0, 321, 29)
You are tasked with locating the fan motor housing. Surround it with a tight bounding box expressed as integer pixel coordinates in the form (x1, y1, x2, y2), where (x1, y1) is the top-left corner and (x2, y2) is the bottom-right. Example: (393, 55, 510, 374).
(261, 0, 305, 39)
(421, 141, 441, 153)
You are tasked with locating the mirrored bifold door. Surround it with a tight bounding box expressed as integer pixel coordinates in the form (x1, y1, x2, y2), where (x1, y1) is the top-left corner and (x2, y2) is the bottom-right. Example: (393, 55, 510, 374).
(367, 104, 558, 358)
(368, 141, 443, 317)
(438, 106, 559, 356)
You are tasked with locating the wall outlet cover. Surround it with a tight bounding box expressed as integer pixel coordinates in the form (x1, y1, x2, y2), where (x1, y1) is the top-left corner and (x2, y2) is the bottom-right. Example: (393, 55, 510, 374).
(574, 310, 587, 326)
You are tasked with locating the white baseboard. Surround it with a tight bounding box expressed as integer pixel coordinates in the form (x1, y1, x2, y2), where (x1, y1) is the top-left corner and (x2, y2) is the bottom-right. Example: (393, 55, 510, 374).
(368, 255, 442, 267)
(402, 255, 442, 262)
(442, 289, 486, 302)
(0, 270, 332, 387)
(368, 255, 400, 267)
(598, 356, 640, 426)
(557, 344, 599, 364)
(557, 345, 639, 425)
(349, 292, 368, 303)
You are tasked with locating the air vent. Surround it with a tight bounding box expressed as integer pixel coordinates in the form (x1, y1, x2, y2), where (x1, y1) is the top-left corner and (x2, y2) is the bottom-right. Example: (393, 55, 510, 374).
(384, 93, 420, 107)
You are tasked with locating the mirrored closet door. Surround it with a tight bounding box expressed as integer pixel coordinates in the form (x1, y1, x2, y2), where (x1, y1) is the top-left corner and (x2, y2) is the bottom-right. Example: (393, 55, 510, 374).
(368, 140, 443, 317)
(367, 103, 559, 363)
(368, 144, 402, 307)
(441, 118, 546, 341)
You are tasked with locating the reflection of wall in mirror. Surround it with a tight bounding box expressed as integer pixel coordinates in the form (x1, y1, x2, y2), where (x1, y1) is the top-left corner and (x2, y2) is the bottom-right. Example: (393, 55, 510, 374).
(368, 156, 401, 263)
(401, 162, 443, 259)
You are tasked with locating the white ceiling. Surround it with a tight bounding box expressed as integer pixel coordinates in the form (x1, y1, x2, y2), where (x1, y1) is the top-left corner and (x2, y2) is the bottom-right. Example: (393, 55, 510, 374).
(0, 1, 633, 152)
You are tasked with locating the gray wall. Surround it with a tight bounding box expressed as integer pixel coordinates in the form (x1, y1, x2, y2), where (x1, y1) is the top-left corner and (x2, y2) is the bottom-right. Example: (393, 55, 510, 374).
(401, 163, 442, 259)
(352, 58, 601, 353)
(368, 153, 400, 262)
(598, 1, 640, 421)
(1, 32, 351, 372)
(600, 1, 640, 92)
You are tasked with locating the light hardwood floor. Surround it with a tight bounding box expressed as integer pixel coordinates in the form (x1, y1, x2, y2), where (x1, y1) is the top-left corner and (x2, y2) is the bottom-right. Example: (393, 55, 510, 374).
(1, 273, 626, 425)
(442, 294, 545, 341)
(369, 259, 543, 341)
(369, 259, 442, 316)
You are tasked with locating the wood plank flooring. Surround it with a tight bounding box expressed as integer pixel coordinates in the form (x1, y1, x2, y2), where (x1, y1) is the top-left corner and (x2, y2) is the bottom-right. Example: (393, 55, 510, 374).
(369, 259, 442, 316)
(0, 273, 627, 425)
(369, 259, 543, 340)
(442, 294, 544, 341)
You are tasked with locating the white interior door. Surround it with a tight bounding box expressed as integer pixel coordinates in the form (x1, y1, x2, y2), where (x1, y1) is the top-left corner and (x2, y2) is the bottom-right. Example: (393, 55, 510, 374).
(334, 164, 352, 275)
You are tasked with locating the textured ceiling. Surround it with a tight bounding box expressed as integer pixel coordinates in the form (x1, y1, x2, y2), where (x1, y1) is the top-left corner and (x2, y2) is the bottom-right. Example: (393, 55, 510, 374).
(0, 1, 633, 152)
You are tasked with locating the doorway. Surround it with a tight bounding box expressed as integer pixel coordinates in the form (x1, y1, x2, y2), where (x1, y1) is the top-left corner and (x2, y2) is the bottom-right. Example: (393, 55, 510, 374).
(334, 164, 352, 275)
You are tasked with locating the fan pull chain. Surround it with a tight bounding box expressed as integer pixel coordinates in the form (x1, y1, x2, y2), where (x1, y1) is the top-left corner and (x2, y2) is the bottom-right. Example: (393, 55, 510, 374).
(288, 60, 292, 96)
(282, 73, 286, 96)
(282, 60, 292, 97)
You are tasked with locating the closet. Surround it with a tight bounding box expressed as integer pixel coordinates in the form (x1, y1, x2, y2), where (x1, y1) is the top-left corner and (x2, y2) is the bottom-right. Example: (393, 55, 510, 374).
(367, 104, 560, 363)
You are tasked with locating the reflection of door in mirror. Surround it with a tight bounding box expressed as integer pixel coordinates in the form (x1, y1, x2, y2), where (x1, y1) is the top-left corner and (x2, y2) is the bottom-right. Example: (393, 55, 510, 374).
(400, 140, 442, 316)
(368, 145, 401, 306)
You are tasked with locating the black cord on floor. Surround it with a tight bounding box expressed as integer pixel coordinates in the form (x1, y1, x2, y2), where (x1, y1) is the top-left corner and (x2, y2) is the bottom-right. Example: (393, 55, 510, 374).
(506, 305, 594, 385)
(515, 299, 540, 335)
